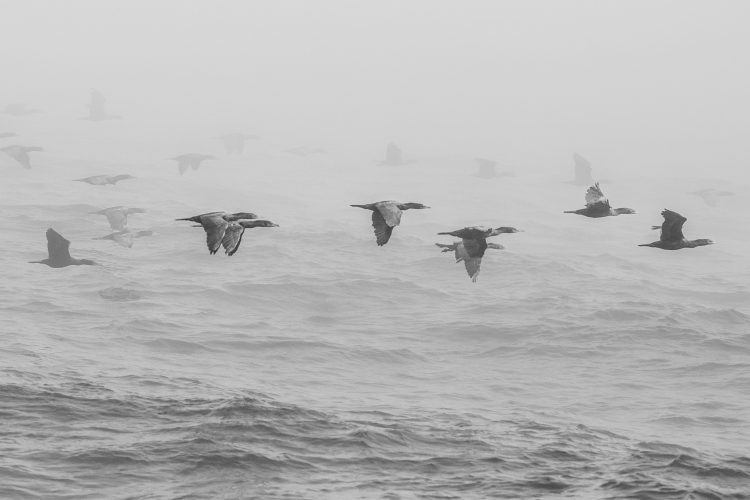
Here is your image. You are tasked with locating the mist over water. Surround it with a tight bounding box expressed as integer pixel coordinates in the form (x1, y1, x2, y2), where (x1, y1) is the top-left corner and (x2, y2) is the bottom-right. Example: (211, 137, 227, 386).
(2, 1, 750, 498)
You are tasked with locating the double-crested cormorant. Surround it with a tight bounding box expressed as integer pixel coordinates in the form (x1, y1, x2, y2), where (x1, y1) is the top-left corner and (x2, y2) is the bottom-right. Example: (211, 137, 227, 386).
(171, 154, 216, 175)
(75, 174, 135, 186)
(436, 226, 521, 281)
(572, 152, 594, 185)
(350, 201, 430, 246)
(216, 133, 259, 155)
(564, 182, 635, 217)
(177, 212, 277, 255)
(94, 230, 153, 248)
(3, 103, 40, 116)
(639, 209, 714, 250)
(1, 145, 44, 169)
(29, 229, 97, 267)
(691, 188, 733, 207)
(91, 206, 145, 231)
(83, 89, 122, 121)
(284, 146, 326, 157)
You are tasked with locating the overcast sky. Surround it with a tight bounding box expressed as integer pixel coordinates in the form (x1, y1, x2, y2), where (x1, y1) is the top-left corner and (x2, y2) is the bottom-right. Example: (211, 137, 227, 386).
(2, 0, 749, 178)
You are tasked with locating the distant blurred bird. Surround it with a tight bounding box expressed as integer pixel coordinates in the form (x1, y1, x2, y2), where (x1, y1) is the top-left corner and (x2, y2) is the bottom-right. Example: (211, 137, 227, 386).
(83, 89, 121, 121)
(171, 153, 216, 175)
(284, 146, 326, 157)
(3, 103, 40, 116)
(350, 201, 430, 246)
(75, 174, 135, 186)
(436, 226, 521, 282)
(379, 142, 412, 166)
(176, 211, 277, 255)
(216, 133, 259, 155)
(639, 209, 713, 250)
(93, 230, 153, 248)
(564, 182, 635, 217)
(1, 145, 44, 169)
(0, 132, 17, 139)
(91, 206, 145, 231)
(473, 157, 514, 178)
(691, 188, 733, 207)
(29, 228, 97, 267)
(572, 152, 594, 185)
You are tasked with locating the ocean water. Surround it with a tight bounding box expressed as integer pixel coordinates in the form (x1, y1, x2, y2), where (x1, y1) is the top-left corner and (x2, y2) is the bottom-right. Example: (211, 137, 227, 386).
(1, 149, 749, 499)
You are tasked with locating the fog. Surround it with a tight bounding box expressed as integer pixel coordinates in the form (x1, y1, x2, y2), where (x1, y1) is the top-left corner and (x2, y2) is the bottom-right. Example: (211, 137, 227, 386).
(2, 0, 750, 180)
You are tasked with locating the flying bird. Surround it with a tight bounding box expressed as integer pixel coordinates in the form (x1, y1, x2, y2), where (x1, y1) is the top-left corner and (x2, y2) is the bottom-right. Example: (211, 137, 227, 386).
(572, 152, 594, 186)
(0, 132, 17, 139)
(83, 89, 121, 121)
(1, 145, 44, 169)
(284, 146, 326, 157)
(74, 174, 135, 186)
(176, 212, 277, 255)
(473, 158, 514, 178)
(93, 230, 153, 248)
(350, 201, 430, 246)
(436, 226, 521, 282)
(91, 206, 145, 231)
(564, 182, 635, 217)
(216, 133, 259, 155)
(639, 209, 714, 250)
(29, 228, 97, 267)
(3, 103, 40, 116)
(171, 154, 216, 175)
(379, 142, 413, 166)
(691, 188, 733, 207)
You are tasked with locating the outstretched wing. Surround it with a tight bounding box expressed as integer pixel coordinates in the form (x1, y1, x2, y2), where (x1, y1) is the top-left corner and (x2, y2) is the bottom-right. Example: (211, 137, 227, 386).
(371, 210, 394, 246)
(199, 215, 228, 254)
(221, 222, 246, 256)
(178, 159, 190, 175)
(660, 209, 686, 242)
(104, 208, 128, 231)
(573, 153, 592, 183)
(585, 182, 610, 209)
(46, 228, 72, 262)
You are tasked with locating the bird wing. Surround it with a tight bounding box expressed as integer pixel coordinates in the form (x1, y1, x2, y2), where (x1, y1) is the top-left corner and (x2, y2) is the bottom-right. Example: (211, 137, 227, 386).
(463, 257, 482, 282)
(190, 158, 202, 170)
(177, 159, 190, 175)
(221, 222, 246, 256)
(375, 202, 403, 227)
(112, 232, 134, 248)
(46, 229, 71, 262)
(199, 215, 228, 254)
(15, 150, 31, 169)
(660, 209, 686, 242)
(386, 143, 401, 164)
(104, 208, 128, 231)
(371, 210, 394, 246)
(584, 182, 607, 205)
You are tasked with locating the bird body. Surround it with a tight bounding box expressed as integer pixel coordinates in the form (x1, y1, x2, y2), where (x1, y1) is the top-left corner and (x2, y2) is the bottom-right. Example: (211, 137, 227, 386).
(565, 182, 635, 217)
(639, 209, 714, 250)
(91, 206, 145, 231)
(436, 226, 520, 281)
(171, 154, 216, 175)
(75, 174, 134, 186)
(30, 229, 97, 267)
(177, 212, 276, 255)
(1, 145, 44, 169)
(217, 133, 259, 154)
(350, 201, 429, 246)
(94, 230, 153, 248)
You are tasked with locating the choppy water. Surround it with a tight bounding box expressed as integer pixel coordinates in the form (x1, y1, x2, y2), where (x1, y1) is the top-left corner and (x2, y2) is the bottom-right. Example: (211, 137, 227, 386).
(1, 150, 749, 499)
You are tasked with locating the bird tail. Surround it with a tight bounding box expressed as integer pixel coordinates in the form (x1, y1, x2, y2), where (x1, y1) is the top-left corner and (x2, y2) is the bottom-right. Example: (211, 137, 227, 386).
(436, 232, 454, 236)
(350, 204, 370, 209)
(563, 210, 577, 214)
(650, 225, 660, 230)
(637, 243, 653, 247)
(175, 216, 200, 223)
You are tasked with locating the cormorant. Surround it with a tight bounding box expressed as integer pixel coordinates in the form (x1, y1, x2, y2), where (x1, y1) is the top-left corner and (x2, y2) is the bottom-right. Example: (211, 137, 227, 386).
(1, 145, 44, 169)
(691, 188, 733, 207)
(639, 209, 714, 250)
(74, 174, 135, 186)
(216, 133, 259, 155)
(436, 226, 521, 282)
(29, 228, 97, 267)
(3, 103, 40, 116)
(171, 153, 216, 175)
(91, 206, 145, 231)
(93, 230, 153, 248)
(350, 201, 430, 245)
(176, 212, 277, 255)
(572, 152, 594, 185)
(564, 182, 635, 217)
(83, 89, 121, 121)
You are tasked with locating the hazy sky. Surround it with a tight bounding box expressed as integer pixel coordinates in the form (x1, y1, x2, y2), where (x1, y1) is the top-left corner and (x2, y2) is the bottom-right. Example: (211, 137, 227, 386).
(2, 0, 749, 177)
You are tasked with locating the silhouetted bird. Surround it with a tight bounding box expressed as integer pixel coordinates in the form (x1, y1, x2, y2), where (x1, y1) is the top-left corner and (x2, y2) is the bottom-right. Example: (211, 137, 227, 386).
(350, 201, 430, 246)
(93, 230, 153, 248)
(171, 154, 216, 175)
(3, 103, 40, 116)
(436, 226, 521, 282)
(564, 182, 635, 217)
(75, 174, 135, 186)
(29, 229, 97, 267)
(639, 209, 714, 250)
(0, 132, 17, 139)
(91, 206, 145, 231)
(176, 212, 277, 255)
(1, 145, 44, 169)
(691, 188, 733, 207)
(83, 89, 121, 121)
(284, 146, 326, 157)
(572, 152, 594, 185)
(216, 133, 259, 155)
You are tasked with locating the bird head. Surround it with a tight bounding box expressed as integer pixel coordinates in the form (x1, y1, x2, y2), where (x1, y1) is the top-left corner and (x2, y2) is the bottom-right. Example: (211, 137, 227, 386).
(491, 226, 522, 235)
(614, 208, 637, 215)
(401, 202, 430, 210)
(239, 219, 279, 228)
